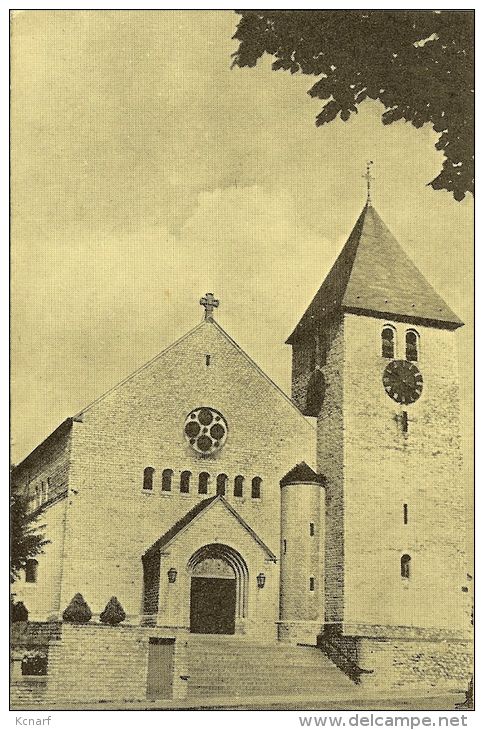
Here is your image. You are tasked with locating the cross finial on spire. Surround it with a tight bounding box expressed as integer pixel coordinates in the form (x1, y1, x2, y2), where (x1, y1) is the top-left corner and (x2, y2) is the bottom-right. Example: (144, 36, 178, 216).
(200, 292, 219, 321)
(363, 160, 374, 204)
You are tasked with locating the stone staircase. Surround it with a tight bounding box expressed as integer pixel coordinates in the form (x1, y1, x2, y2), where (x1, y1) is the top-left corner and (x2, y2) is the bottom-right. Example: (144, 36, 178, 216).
(185, 636, 356, 699)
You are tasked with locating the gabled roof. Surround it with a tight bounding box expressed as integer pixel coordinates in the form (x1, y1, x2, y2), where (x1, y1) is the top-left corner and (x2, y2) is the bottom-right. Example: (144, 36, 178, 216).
(287, 204, 463, 343)
(143, 495, 277, 561)
(280, 461, 326, 487)
(78, 318, 314, 426)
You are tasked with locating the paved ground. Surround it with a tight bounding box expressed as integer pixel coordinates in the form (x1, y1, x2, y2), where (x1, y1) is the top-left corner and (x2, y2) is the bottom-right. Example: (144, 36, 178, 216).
(12, 690, 471, 712)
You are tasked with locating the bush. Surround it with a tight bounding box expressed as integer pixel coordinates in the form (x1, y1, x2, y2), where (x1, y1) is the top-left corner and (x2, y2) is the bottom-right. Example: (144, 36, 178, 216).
(100, 596, 126, 625)
(21, 650, 47, 676)
(62, 593, 92, 624)
(11, 600, 29, 623)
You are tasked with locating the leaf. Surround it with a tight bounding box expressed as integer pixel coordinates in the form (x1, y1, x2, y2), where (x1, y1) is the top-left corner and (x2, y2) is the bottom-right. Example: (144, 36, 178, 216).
(315, 100, 340, 126)
(233, 9, 474, 200)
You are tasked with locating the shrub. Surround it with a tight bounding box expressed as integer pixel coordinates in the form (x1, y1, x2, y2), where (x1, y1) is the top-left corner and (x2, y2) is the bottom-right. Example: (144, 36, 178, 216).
(21, 649, 47, 676)
(99, 596, 126, 626)
(62, 593, 92, 624)
(11, 600, 29, 623)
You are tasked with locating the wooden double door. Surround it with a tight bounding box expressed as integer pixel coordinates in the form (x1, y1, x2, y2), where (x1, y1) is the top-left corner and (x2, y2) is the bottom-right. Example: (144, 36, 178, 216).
(189, 576, 236, 635)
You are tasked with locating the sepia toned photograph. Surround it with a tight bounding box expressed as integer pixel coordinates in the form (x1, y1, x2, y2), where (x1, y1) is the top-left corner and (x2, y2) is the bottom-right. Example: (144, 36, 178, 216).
(10, 9, 474, 716)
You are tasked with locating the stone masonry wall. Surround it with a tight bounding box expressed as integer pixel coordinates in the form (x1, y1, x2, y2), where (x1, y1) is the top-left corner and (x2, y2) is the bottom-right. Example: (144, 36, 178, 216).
(56, 321, 316, 620)
(46, 623, 188, 704)
(12, 426, 72, 621)
(342, 314, 470, 634)
(357, 637, 472, 692)
(317, 318, 345, 624)
(280, 482, 325, 626)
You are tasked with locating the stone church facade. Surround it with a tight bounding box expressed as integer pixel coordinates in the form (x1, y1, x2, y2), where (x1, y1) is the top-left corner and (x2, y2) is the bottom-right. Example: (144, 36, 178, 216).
(11, 203, 472, 704)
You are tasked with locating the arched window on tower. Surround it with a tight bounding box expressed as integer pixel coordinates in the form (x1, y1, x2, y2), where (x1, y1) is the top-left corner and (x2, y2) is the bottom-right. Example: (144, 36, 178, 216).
(143, 467, 155, 491)
(406, 330, 419, 362)
(161, 469, 173, 492)
(251, 477, 262, 499)
(25, 559, 38, 584)
(198, 472, 209, 495)
(180, 470, 191, 493)
(401, 554, 411, 579)
(234, 475, 244, 497)
(382, 326, 395, 359)
(216, 473, 228, 496)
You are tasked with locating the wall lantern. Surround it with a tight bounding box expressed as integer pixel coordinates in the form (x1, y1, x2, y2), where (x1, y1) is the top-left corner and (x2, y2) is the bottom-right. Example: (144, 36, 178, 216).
(256, 572, 266, 589)
(167, 567, 178, 584)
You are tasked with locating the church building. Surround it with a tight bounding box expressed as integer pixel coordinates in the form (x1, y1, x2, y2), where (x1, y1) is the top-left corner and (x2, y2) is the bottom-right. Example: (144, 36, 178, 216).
(11, 202, 472, 705)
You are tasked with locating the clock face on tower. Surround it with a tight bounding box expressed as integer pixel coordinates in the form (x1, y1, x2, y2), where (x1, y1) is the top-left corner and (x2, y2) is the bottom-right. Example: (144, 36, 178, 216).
(382, 360, 423, 405)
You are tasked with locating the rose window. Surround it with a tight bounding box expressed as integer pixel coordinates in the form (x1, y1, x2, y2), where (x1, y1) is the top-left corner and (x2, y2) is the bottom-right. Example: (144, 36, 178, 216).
(184, 407, 228, 455)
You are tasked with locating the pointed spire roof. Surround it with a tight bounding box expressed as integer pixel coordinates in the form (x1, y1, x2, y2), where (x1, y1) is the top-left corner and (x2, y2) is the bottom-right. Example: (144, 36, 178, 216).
(287, 204, 463, 343)
(280, 462, 326, 487)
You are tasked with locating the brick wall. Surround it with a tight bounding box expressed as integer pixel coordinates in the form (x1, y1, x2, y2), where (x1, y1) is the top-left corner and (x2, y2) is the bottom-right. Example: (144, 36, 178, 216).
(280, 482, 325, 627)
(317, 318, 345, 624)
(358, 636, 472, 691)
(46, 623, 188, 704)
(342, 314, 469, 634)
(43, 321, 315, 621)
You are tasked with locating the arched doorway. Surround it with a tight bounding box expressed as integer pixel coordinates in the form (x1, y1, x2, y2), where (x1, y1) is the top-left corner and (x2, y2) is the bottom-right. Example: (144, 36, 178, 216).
(187, 544, 248, 635)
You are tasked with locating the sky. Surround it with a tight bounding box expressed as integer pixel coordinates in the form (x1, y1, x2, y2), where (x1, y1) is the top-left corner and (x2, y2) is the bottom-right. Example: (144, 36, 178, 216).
(11, 9, 473, 473)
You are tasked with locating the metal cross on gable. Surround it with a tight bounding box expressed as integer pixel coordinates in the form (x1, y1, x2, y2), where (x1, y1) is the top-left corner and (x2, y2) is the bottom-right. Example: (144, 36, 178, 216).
(200, 293, 220, 320)
(363, 160, 374, 204)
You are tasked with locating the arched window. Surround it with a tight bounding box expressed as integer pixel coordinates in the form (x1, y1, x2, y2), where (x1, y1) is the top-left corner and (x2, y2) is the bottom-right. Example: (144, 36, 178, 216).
(382, 326, 395, 359)
(25, 559, 38, 584)
(401, 554, 411, 579)
(198, 472, 209, 495)
(143, 467, 154, 490)
(161, 469, 173, 492)
(216, 473, 228, 496)
(251, 477, 262, 499)
(180, 470, 191, 493)
(234, 475, 244, 498)
(406, 330, 419, 362)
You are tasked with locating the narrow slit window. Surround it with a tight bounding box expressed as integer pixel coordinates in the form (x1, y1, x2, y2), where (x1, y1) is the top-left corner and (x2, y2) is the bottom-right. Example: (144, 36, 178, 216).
(401, 554, 411, 579)
(198, 472, 209, 495)
(401, 411, 408, 433)
(25, 559, 38, 584)
(382, 327, 395, 359)
(180, 470, 191, 493)
(283, 539, 287, 555)
(403, 503, 408, 524)
(216, 473, 228, 496)
(206, 354, 211, 366)
(406, 330, 418, 362)
(309, 577, 315, 592)
(143, 467, 155, 491)
(161, 469, 173, 492)
(310, 522, 315, 536)
(234, 475, 244, 497)
(251, 477, 262, 499)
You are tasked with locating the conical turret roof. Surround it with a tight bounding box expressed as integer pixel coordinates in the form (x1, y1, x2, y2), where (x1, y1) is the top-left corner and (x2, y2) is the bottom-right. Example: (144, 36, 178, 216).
(287, 204, 463, 343)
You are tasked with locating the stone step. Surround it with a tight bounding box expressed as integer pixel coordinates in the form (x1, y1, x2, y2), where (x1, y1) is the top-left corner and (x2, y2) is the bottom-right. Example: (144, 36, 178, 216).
(185, 639, 354, 698)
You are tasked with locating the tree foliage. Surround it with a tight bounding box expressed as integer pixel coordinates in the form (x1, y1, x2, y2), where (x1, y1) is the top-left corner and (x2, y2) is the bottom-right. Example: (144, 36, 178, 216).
(232, 10, 473, 201)
(10, 489, 49, 584)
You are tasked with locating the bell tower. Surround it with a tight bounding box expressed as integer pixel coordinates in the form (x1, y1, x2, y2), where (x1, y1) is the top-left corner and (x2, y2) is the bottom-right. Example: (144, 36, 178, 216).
(286, 202, 472, 688)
